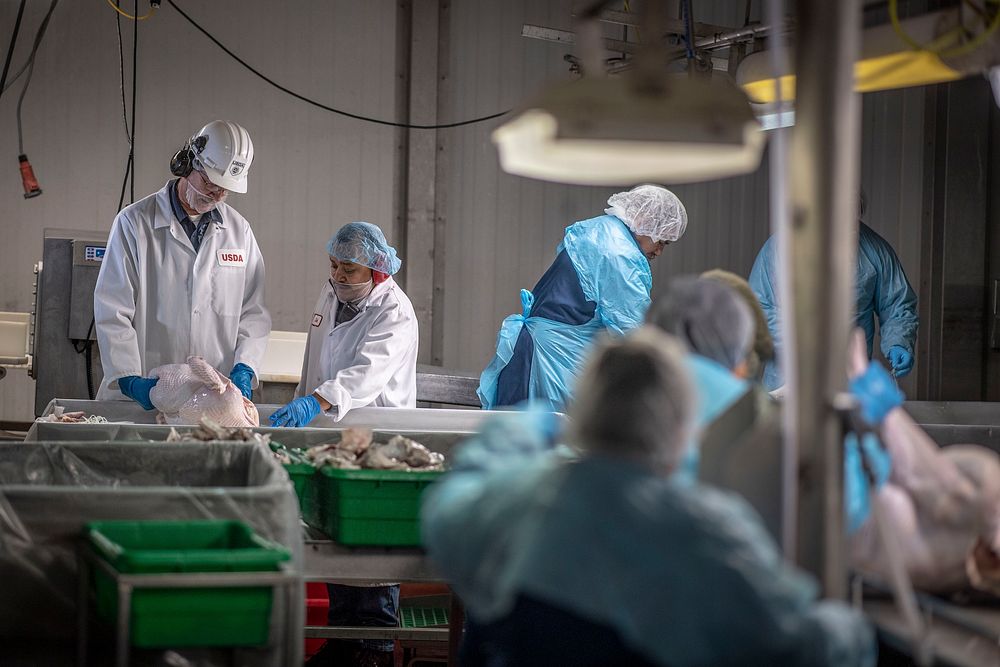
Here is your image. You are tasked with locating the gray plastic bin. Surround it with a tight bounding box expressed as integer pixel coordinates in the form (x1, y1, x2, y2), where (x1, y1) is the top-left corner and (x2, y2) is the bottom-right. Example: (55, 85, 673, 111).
(0, 441, 302, 666)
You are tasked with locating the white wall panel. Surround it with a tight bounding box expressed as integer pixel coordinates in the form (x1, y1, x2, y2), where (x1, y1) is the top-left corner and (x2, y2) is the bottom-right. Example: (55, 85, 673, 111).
(0, 0, 398, 420)
(0, 0, 932, 419)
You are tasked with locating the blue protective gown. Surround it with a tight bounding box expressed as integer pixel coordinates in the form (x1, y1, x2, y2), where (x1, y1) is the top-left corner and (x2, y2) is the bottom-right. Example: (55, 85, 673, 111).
(421, 411, 876, 667)
(478, 215, 652, 410)
(749, 223, 918, 390)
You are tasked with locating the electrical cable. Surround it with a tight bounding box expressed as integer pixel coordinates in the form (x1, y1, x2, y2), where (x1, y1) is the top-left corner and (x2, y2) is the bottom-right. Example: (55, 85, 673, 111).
(106, 0, 156, 21)
(129, 0, 136, 203)
(115, 0, 138, 211)
(681, 0, 695, 60)
(0, 0, 27, 102)
(116, 9, 130, 141)
(165, 0, 509, 130)
(889, 0, 1000, 59)
(15, 0, 59, 155)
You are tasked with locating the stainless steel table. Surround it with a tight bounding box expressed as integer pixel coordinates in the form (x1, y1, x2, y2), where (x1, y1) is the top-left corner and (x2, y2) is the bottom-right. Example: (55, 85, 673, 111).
(302, 536, 463, 664)
(857, 576, 1000, 667)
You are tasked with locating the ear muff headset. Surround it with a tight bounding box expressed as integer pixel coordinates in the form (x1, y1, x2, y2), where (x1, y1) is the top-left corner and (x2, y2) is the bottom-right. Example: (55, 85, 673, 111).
(169, 134, 208, 178)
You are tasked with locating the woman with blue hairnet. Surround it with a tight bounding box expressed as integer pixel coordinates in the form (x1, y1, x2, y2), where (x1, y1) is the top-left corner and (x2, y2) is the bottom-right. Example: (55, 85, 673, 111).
(647, 276, 784, 536)
(478, 184, 688, 410)
(423, 327, 875, 666)
(270, 222, 417, 427)
(273, 222, 416, 666)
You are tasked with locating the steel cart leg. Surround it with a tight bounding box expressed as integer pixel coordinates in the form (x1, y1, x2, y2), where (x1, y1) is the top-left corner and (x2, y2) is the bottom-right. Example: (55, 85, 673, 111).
(77, 549, 89, 667)
(116, 582, 132, 667)
(448, 591, 464, 666)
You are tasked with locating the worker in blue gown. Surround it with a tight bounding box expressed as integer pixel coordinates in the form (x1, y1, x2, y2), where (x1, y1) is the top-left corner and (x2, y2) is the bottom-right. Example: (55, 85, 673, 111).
(749, 193, 919, 390)
(645, 276, 893, 540)
(423, 327, 876, 667)
(477, 184, 688, 410)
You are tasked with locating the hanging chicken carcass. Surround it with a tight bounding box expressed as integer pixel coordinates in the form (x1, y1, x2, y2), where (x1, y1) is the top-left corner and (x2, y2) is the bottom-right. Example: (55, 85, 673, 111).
(846, 332, 1000, 596)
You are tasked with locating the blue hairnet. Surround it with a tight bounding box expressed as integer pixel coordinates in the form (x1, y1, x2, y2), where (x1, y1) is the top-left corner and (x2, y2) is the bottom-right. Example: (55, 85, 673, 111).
(326, 221, 402, 275)
(646, 276, 755, 371)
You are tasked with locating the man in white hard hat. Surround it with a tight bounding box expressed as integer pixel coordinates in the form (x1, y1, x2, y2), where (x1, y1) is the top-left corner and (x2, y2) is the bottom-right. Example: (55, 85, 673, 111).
(94, 120, 271, 408)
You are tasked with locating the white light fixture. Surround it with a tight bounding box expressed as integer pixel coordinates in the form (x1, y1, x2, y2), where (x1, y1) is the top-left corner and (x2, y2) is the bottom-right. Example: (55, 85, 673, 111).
(493, 74, 766, 186)
(493, 2, 765, 186)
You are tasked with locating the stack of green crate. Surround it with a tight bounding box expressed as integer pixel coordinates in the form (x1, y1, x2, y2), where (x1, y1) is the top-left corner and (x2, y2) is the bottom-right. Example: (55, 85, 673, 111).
(269, 442, 315, 515)
(304, 467, 444, 546)
(87, 519, 290, 648)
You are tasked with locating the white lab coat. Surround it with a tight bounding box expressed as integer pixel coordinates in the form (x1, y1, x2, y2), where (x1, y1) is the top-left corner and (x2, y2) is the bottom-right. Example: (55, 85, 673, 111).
(94, 181, 271, 399)
(295, 277, 417, 419)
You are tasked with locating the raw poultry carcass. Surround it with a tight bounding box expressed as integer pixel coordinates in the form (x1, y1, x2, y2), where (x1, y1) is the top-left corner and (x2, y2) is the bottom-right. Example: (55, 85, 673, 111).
(149, 356, 259, 427)
(846, 332, 1000, 595)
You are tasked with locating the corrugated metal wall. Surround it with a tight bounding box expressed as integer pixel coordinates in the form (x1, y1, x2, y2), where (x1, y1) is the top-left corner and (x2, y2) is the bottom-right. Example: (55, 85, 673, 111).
(0, 1, 398, 420)
(438, 0, 927, 389)
(0, 0, 934, 420)
(439, 0, 775, 374)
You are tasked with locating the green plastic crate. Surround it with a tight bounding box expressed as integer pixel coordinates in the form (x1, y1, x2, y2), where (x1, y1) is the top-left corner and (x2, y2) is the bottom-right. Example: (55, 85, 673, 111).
(87, 519, 291, 648)
(269, 442, 315, 514)
(401, 606, 449, 628)
(304, 467, 443, 546)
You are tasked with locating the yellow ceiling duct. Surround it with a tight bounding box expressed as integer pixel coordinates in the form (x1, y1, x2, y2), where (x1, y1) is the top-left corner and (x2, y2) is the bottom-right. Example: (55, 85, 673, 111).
(738, 7, 987, 103)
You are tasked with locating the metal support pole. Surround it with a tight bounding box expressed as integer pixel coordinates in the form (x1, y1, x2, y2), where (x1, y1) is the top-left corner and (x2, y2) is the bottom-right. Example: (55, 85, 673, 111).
(788, 0, 861, 598)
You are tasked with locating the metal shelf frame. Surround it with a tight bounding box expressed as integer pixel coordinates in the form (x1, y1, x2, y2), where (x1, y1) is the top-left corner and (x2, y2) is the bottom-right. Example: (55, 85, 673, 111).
(76, 545, 301, 667)
(302, 538, 463, 663)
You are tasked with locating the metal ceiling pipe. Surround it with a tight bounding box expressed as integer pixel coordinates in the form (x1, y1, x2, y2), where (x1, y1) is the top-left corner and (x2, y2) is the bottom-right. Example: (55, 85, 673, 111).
(787, 0, 862, 597)
(693, 23, 773, 50)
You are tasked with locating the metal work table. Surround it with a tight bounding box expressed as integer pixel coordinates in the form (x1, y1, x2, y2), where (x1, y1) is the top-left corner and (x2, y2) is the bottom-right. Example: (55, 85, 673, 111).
(256, 364, 481, 409)
(302, 534, 463, 661)
(856, 576, 1000, 666)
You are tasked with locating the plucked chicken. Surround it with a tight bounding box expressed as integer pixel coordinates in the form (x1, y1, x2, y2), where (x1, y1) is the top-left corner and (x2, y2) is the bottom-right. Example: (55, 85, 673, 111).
(847, 332, 1000, 595)
(149, 356, 259, 427)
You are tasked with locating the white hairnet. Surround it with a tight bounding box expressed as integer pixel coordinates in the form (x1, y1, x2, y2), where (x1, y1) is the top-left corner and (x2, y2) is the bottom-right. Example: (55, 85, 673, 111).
(646, 276, 755, 371)
(605, 184, 688, 244)
(570, 327, 695, 472)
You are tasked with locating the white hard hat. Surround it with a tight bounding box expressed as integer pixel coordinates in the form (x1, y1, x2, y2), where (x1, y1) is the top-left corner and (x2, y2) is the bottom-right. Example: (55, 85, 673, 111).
(191, 120, 254, 194)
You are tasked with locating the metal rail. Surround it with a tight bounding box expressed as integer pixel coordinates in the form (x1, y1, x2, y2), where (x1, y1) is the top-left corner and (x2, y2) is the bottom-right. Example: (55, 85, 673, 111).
(77, 546, 300, 667)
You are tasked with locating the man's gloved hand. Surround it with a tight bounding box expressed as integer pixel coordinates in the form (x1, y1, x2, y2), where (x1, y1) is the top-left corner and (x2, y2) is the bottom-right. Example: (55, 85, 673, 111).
(230, 363, 255, 400)
(848, 362, 904, 426)
(269, 395, 323, 428)
(118, 375, 159, 411)
(886, 346, 914, 378)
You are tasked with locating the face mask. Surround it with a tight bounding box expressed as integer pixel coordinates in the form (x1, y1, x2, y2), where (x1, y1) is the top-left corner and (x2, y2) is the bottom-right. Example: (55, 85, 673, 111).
(332, 278, 373, 303)
(184, 179, 225, 214)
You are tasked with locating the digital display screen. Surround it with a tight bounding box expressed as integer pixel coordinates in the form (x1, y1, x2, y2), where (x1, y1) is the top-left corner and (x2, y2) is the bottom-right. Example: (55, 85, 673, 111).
(85, 246, 105, 262)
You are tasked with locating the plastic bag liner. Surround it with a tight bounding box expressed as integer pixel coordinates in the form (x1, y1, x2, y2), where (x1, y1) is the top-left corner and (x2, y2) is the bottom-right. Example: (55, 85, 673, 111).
(25, 422, 471, 459)
(0, 441, 302, 665)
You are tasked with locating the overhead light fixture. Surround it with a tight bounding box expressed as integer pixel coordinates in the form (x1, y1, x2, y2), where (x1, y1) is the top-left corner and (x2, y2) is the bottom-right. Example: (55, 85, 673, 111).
(494, 74, 765, 185)
(493, 1, 765, 186)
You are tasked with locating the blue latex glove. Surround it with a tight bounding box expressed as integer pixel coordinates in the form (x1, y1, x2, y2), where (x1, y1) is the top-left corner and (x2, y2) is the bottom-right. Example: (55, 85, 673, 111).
(844, 432, 893, 534)
(230, 363, 255, 400)
(849, 362, 904, 426)
(269, 395, 322, 428)
(118, 375, 158, 411)
(886, 345, 914, 378)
